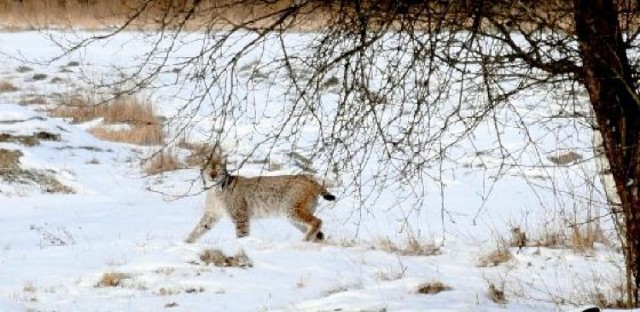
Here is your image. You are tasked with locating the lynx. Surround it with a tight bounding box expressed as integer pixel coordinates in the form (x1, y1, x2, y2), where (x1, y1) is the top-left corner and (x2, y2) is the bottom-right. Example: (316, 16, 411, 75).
(185, 159, 336, 243)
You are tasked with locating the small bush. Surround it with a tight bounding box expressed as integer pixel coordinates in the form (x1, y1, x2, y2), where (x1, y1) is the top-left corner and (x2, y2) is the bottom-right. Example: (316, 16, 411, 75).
(0, 80, 18, 92)
(52, 93, 164, 145)
(52, 94, 160, 126)
(415, 281, 453, 295)
(90, 125, 164, 146)
(199, 248, 253, 268)
(96, 272, 130, 288)
(19, 95, 47, 105)
(16, 66, 33, 73)
(144, 149, 182, 175)
(548, 150, 583, 165)
(509, 227, 528, 250)
(180, 141, 219, 168)
(530, 223, 609, 252)
(31, 73, 48, 81)
(376, 237, 441, 256)
(488, 283, 507, 304)
(477, 249, 513, 267)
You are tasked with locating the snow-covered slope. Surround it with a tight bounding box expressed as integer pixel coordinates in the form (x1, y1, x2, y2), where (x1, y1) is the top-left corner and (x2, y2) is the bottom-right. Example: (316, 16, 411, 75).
(0, 31, 623, 311)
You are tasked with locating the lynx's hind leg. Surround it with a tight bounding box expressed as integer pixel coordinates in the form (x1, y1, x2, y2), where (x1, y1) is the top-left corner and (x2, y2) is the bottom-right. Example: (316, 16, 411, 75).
(289, 200, 323, 242)
(185, 213, 219, 243)
(292, 223, 325, 241)
(290, 199, 324, 241)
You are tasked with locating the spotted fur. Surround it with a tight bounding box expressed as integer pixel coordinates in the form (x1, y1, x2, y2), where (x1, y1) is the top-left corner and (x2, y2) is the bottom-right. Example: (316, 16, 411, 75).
(185, 159, 335, 243)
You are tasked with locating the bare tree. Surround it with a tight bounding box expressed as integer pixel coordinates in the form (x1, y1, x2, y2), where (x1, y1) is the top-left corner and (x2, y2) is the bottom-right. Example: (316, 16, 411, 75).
(53, 0, 640, 307)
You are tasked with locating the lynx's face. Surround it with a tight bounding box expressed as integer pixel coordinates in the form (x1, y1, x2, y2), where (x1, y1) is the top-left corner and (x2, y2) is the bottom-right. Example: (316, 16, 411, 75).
(206, 160, 228, 182)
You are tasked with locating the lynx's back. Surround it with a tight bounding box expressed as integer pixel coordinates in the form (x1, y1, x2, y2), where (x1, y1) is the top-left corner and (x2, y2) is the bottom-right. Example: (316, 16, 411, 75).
(230, 175, 328, 217)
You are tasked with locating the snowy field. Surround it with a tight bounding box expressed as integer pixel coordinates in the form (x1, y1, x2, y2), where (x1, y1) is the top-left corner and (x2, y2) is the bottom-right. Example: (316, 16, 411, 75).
(0, 31, 625, 311)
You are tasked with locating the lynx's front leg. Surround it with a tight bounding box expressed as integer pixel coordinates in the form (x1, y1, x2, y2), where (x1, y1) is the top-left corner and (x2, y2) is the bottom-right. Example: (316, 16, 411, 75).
(185, 213, 219, 243)
(230, 198, 250, 238)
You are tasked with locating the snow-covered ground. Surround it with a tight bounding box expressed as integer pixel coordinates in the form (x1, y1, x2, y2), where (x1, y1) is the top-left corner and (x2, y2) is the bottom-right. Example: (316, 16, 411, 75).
(0, 31, 625, 311)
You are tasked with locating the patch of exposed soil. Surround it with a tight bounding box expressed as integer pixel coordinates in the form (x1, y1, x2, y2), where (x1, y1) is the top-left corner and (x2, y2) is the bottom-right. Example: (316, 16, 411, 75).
(0, 148, 73, 194)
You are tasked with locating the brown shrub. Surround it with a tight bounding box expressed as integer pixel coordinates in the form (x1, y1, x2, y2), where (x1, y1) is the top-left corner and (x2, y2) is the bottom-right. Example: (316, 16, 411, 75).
(570, 224, 609, 251)
(376, 237, 441, 256)
(548, 150, 583, 165)
(180, 141, 219, 168)
(0, 149, 22, 169)
(415, 281, 453, 295)
(488, 283, 507, 304)
(144, 149, 182, 175)
(199, 248, 253, 268)
(90, 125, 163, 146)
(95, 272, 130, 288)
(19, 95, 47, 105)
(52, 94, 159, 126)
(52, 93, 164, 145)
(477, 249, 513, 267)
(530, 223, 609, 252)
(0, 80, 18, 92)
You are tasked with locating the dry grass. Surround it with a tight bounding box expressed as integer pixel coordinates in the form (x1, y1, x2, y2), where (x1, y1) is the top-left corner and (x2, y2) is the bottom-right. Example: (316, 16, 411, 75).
(548, 150, 583, 165)
(19, 95, 47, 105)
(0, 0, 327, 30)
(415, 281, 453, 295)
(0, 80, 18, 92)
(0, 149, 22, 169)
(477, 248, 513, 267)
(144, 149, 182, 175)
(52, 94, 159, 125)
(590, 289, 626, 309)
(488, 283, 507, 304)
(179, 140, 219, 168)
(376, 237, 441, 256)
(531, 223, 609, 252)
(0, 131, 60, 146)
(52, 94, 164, 146)
(90, 125, 163, 146)
(199, 248, 253, 268)
(95, 272, 130, 288)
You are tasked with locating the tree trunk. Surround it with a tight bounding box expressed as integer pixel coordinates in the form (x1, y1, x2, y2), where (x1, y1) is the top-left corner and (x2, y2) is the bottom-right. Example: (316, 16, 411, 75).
(574, 0, 640, 307)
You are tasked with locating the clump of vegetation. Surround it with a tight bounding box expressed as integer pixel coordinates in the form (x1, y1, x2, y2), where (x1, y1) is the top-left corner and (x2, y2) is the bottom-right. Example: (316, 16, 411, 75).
(477, 248, 513, 267)
(31, 73, 48, 81)
(0, 131, 60, 146)
(376, 237, 441, 256)
(90, 125, 163, 146)
(179, 140, 219, 168)
(51, 94, 164, 145)
(547, 150, 583, 165)
(144, 149, 183, 175)
(19, 95, 47, 105)
(199, 248, 253, 268)
(0, 148, 73, 194)
(0, 80, 18, 92)
(529, 223, 609, 253)
(415, 281, 453, 295)
(16, 66, 33, 73)
(488, 283, 507, 304)
(0, 149, 22, 170)
(95, 272, 130, 288)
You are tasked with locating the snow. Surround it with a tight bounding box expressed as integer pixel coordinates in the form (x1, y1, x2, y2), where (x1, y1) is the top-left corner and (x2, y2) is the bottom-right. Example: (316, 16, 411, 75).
(0, 31, 626, 311)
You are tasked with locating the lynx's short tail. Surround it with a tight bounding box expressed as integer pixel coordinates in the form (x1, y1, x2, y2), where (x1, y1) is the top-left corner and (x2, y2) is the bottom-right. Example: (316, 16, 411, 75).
(321, 189, 336, 201)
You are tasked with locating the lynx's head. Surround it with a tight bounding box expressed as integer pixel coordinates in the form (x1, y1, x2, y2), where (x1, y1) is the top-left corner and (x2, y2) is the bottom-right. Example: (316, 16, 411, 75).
(205, 156, 228, 183)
